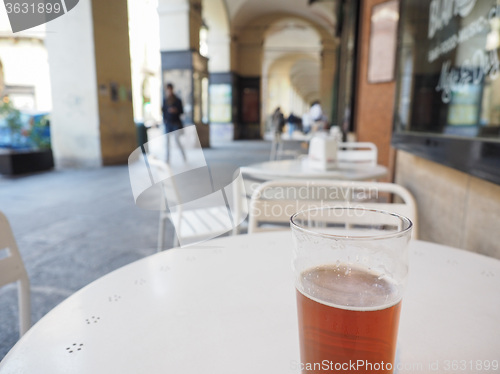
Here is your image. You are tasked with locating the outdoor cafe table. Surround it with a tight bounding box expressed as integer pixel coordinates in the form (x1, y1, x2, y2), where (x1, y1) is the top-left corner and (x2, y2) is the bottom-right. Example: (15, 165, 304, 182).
(233, 159, 388, 234)
(240, 158, 388, 181)
(1, 232, 499, 373)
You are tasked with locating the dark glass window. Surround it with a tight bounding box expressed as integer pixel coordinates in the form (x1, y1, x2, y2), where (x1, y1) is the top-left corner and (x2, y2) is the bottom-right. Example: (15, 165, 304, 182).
(393, 0, 500, 184)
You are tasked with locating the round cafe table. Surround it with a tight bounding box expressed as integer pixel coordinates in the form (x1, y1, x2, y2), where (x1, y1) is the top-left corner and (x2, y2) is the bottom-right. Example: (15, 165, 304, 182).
(241, 158, 388, 181)
(0, 232, 499, 373)
(233, 160, 388, 234)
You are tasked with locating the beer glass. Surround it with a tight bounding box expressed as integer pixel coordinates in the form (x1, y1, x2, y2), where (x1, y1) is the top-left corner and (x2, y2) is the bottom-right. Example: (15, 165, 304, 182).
(290, 207, 412, 374)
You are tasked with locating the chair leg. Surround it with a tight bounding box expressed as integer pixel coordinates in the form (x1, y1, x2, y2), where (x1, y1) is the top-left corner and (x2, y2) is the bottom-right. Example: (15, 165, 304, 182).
(173, 212, 182, 248)
(277, 140, 284, 160)
(18, 276, 31, 337)
(157, 214, 166, 252)
(232, 177, 242, 235)
(270, 138, 277, 161)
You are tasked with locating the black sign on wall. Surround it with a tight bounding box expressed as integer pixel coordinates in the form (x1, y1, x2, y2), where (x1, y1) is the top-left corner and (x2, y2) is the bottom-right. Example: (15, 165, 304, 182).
(393, 0, 500, 185)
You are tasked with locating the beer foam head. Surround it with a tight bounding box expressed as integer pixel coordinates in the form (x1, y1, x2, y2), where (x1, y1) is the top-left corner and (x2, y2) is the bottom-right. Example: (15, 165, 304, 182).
(300, 264, 400, 311)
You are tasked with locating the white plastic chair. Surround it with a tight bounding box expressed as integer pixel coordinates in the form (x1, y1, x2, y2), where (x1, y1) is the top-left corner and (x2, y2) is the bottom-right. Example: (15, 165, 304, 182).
(337, 142, 378, 165)
(270, 132, 306, 161)
(147, 158, 232, 251)
(248, 180, 418, 238)
(0, 211, 31, 337)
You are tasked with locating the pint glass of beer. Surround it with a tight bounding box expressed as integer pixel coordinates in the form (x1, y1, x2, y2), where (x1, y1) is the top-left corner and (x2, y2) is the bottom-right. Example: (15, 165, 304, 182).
(290, 207, 412, 374)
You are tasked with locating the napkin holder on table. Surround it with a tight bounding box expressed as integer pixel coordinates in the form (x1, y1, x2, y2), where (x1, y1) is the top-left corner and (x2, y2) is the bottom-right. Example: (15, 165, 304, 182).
(308, 136, 338, 170)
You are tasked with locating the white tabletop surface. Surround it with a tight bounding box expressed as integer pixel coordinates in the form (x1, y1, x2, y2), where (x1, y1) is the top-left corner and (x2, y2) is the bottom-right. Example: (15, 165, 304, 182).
(1, 232, 499, 373)
(279, 132, 313, 141)
(241, 158, 388, 180)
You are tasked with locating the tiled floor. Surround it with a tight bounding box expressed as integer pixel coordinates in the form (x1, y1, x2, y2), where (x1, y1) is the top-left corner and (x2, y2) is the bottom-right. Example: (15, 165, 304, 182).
(0, 139, 273, 360)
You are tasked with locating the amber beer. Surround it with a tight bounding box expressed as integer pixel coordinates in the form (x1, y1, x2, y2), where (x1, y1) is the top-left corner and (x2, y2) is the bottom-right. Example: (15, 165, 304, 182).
(296, 264, 402, 374)
(291, 207, 412, 374)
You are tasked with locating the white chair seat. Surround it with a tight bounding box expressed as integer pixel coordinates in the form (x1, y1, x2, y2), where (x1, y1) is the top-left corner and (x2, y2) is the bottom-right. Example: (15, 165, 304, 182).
(147, 157, 234, 250)
(168, 206, 230, 239)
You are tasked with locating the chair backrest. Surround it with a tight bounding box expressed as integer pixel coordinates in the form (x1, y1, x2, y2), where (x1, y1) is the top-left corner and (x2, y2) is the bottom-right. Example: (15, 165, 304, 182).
(146, 157, 182, 208)
(0, 213, 27, 288)
(0, 211, 31, 336)
(248, 179, 418, 238)
(148, 156, 238, 249)
(337, 142, 378, 166)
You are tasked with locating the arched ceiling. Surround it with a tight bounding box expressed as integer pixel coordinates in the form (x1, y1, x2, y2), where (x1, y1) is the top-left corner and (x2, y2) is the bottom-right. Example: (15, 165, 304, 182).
(264, 18, 321, 104)
(267, 54, 320, 104)
(204, 0, 230, 33)
(290, 59, 320, 102)
(265, 18, 322, 51)
(225, 0, 338, 36)
(263, 17, 321, 70)
(203, 0, 337, 113)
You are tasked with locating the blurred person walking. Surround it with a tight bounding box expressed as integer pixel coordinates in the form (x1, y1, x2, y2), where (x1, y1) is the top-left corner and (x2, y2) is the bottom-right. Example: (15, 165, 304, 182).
(272, 107, 285, 134)
(270, 107, 285, 160)
(309, 100, 328, 131)
(162, 83, 186, 162)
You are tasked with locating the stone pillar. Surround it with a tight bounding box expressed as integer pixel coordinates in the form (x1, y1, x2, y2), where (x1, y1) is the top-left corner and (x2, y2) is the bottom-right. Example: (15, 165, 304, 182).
(354, 0, 398, 181)
(207, 32, 231, 73)
(320, 39, 337, 124)
(0, 59, 4, 95)
(158, 0, 210, 147)
(232, 28, 263, 140)
(158, 0, 191, 51)
(46, 0, 136, 167)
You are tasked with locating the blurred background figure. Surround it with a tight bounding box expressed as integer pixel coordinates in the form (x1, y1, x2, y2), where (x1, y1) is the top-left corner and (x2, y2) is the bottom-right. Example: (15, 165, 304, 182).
(272, 106, 285, 134)
(309, 100, 328, 132)
(286, 112, 302, 135)
(162, 83, 186, 162)
(302, 112, 312, 134)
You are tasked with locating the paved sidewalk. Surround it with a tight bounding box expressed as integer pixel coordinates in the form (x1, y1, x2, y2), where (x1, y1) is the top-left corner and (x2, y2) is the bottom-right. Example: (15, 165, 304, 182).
(0, 139, 273, 360)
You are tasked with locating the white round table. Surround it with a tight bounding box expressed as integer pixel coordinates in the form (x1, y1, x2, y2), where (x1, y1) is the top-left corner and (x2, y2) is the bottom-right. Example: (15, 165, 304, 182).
(1, 232, 499, 373)
(241, 158, 388, 181)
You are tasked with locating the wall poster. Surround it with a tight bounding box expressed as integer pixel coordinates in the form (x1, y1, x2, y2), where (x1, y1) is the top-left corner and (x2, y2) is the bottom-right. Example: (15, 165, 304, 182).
(368, 0, 399, 83)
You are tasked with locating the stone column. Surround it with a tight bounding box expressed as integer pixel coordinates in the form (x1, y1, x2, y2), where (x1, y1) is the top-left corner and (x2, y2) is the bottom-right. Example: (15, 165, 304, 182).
(46, 0, 136, 167)
(320, 39, 337, 124)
